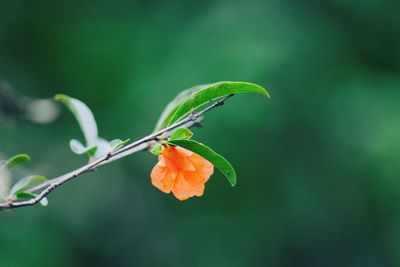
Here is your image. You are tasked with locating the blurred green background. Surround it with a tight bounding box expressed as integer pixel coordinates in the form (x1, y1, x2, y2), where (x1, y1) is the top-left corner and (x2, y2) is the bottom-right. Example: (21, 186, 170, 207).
(1, 0, 400, 266)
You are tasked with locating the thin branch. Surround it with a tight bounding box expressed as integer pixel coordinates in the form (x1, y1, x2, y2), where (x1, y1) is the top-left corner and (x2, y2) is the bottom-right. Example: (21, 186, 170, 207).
(0, 95, 233, 210)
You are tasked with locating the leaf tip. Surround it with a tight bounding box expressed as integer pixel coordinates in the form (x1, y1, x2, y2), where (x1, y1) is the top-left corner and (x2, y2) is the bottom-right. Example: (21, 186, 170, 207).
(252, 83, 270, 98)
(54, 94, 71, 104)
(20, 154, 31, 162)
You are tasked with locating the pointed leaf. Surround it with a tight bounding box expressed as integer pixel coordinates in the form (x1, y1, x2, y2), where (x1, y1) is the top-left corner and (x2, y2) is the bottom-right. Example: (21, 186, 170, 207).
(154, 84, 209, 131)
(55, 94, 98, 147)
(167, 139, 237, 186)
(3, 154, 30, 170)
(166, 82, 269, 127)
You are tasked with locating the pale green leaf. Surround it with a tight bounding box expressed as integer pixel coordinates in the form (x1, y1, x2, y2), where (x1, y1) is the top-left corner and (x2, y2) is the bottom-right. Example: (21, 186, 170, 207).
(55, 94, 115, 159)
(9, 175, 47, 196)
(69, 139, 97, 155)
(110, 139, 130, 151)
(40, 197, 48, 206)
(54, 94, 98, 147)
(92, 138, 111, 159)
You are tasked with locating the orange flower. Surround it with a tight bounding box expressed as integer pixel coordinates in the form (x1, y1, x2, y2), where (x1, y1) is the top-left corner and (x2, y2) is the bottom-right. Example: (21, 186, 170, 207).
(150, 145, 214, 200)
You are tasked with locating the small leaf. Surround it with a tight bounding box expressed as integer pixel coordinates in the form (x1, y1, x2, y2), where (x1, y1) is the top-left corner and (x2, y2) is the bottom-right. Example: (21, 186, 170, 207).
(55, 94, 98, 147)
(169, 128, 193, 140)
(110, 139, 130, 151)
(92, 138, 111, 159)
(69, 139, 85, 153)
(110, 139, 123, 150)
(40, 197, 48, 207)
(69, 139, 97, 155)
(55, 94, 112, 160)
(167, 82, 269, 127)
(150, 144, 163, 156)
(154, 84, 209, 131)
(15, 191, 36, 199)
(167, 139, 237, 186)
(3, 154, 31, 170)
(14, 192, 48, 207)
(9, 175, 47, 196)
(86, 146, 98, 157)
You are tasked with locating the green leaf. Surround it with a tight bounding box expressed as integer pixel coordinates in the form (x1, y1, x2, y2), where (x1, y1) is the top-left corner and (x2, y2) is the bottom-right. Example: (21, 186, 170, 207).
(3, 154, 31, 170)
(69, 139, 97, 155)
(15, 191, 37, 199)
(169, 128, 193, 140)
(55, 94, 113, 160)
(110, 139, 130, 151)
(54, 94, 98, 147)
(92, 138, 111, 159)
(167, 139, 237, 186)
(15, 192, 48, 207)
(86, 146, 98, 157)
(9, 175, 47, 196)
(150, 144, 163, 156)
(160, 82, 269, 128)
(154, 84, 209, 131)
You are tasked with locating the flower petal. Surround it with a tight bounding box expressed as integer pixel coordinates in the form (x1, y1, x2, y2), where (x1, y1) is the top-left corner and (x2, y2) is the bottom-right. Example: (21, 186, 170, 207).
(188, 153, 214, 181)
(163, 146, 196, 171)
(151, 164, 177, 193)
(150, 145, 214, 200)
(172, 172, 206, 200)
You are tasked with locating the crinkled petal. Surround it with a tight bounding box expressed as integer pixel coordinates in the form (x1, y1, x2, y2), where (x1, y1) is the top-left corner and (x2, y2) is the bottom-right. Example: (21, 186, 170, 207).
(162, 146, 196, 172)
(188, 153, 214, 182)
(175, 146, 193, 157)
(150, 164, 177, 193)
(172, 172, 206, 200)
(178, 157, 197, 171)
(150, 145, 214, 200)
(158, 157, 167, 167)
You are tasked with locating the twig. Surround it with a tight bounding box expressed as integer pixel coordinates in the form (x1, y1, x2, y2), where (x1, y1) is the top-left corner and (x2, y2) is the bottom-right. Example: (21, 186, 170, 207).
(0, 95, 233, 210)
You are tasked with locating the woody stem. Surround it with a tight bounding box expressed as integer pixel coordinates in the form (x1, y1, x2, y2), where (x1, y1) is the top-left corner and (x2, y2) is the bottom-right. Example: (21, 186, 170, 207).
(0, 95, 233, 210)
